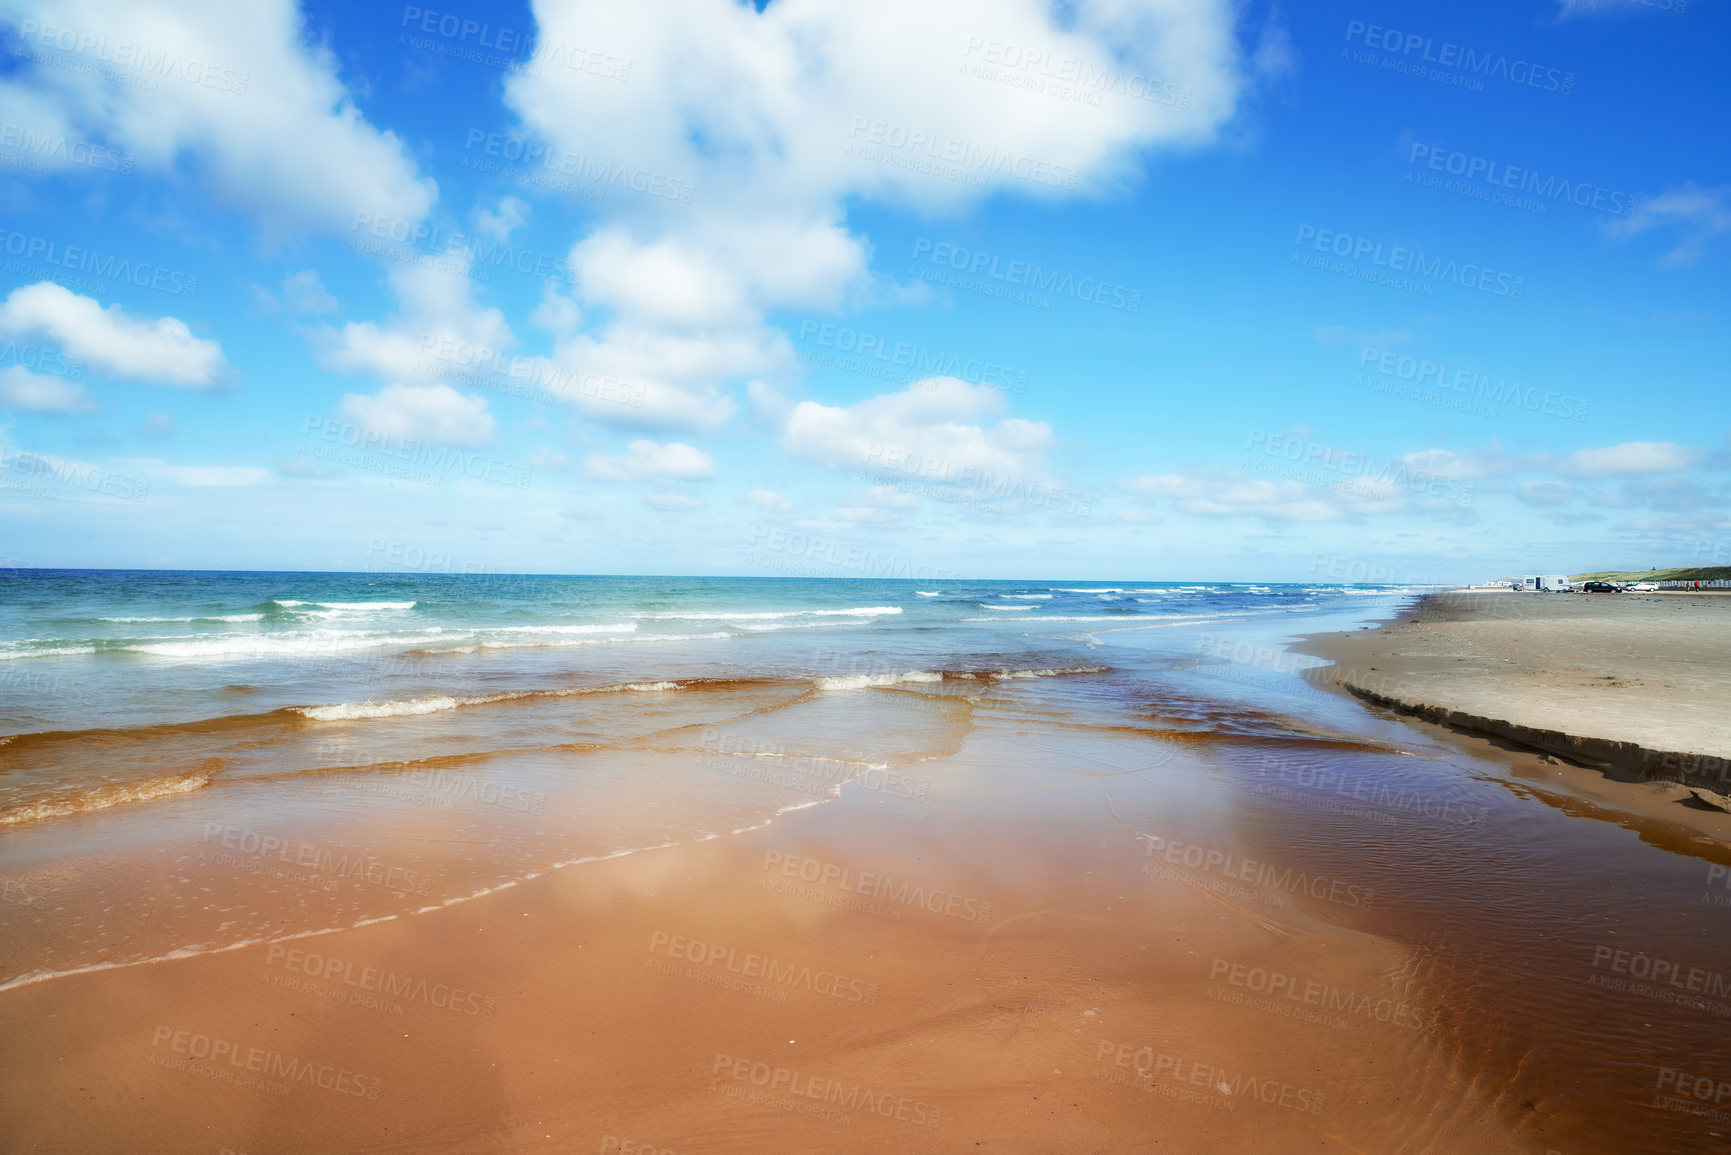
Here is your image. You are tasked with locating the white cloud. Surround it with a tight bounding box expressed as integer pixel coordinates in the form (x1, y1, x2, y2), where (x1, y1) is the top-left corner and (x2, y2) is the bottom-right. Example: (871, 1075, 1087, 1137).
(535, 325, 765, 431)
(781, 377, 1052, 483)
(583, 439, 714, 482)
(282, 270, 337, 315)
(507, 0, 1243, 221)
(275, 454, 334, 479)
(1612, 182, 1731, 265)
(338, 384, 495, 447)
(1518, 479, 1575, 504)
(1621, 512, 1731, 541)
(835, 483, 918, 524)
(0, 364, 96, 413)
(529, 283, 582, 336)
(319, 260, 514, 386)
(1398, 443, 1528, 480)
(0, 0, 435, 233)
(746, 488, 792, 512)
(644, 491, 703, 510)
(575, 229, 757, 330)
(0, 282, 227, 387)
(476, 196, 530, 244)
(129, 462, 272, 487)
(139, 412, 176, 438)
(1123, 470, 1346, 522)
(834, 505, 900, 524)
(486, 0, 1251, 437)
(1563, 441, 1702, 479)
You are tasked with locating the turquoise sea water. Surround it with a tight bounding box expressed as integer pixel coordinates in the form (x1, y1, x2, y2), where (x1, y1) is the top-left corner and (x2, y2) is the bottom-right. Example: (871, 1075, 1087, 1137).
(0, 569, 1426, 736)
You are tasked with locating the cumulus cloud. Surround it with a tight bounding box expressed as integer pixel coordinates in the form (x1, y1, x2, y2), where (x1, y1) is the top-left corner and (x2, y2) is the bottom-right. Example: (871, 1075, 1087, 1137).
(507, 0, 1242, 221)
(481, 0, 1254, 433)
(583, 439, 714, 482)
(338, 383, 495, 447)
(1562, 441, 1704, 479)
(1122, 470, 1345, 522)
(0, 0, 435, 233)
(0, 364, 96, 413)
(318, 260, 514, 387)
(835, 483, 919, 524)
(0, 282, 227, 387)
(1518, 479, 1575, 504)
(782, 377, 1052, 484)
(1397, 443, 1530, 480)
(125, 460, 271, 487)
(476, 196, 530, 244)
(746, 489, 792, 512)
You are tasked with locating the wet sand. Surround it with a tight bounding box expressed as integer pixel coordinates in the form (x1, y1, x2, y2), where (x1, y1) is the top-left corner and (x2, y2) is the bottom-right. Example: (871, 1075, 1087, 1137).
(5, 643, 1731, 1152)
(0, 696, 1528, 1155)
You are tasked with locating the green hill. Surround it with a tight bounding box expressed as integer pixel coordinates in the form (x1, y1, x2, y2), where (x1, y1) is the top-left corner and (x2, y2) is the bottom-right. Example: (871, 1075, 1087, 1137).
(1569, 566, 1731, 582)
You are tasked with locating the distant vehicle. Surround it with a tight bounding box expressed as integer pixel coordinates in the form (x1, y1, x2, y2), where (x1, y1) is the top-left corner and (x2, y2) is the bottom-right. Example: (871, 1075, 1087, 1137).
(1521, 575, 1573, 592)
(1580, 581, 1621, 593)
(1628, 581, 1659, 592)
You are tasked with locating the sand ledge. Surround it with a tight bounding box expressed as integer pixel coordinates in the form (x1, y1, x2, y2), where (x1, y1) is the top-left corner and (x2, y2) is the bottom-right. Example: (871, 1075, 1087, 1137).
(1299, 590, 1731, 795)
(1316, 675, 1728, 790)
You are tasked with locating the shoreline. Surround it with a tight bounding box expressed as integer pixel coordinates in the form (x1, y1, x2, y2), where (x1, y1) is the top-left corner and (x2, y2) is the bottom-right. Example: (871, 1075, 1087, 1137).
(1297, 589, 1731, 821)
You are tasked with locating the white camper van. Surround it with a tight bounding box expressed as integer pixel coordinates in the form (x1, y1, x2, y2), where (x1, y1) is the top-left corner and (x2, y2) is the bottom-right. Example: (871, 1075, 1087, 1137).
(1521, 574, 1571, 592)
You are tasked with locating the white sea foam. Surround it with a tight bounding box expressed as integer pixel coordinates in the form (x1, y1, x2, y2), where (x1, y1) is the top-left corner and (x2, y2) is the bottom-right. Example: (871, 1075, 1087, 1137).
(991, 665, 1107, 679)
(271, 599, 416, 610)
(0, 644, 96, 660)
(638, 606, 902, 621)
(815, 671, 943, 691)
(483, 623, 636, 635)
(294, 679, 683, 721)
(0, 770, 211, 826)
(726, 619, 873, 632)
(129, 631, 443, 658)
(978, 604, 1037, 611)
(96, 613, 264, 623)
(962, 615, 1136, 622)
(915, 590, 942, 596)
(297, 695, 465, 721)
(1000, 593, 1052, 599)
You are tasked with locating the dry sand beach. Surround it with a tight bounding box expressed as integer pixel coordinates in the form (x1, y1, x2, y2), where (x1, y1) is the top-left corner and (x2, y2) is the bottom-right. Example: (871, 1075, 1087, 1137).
(1301, 590, 1731, 816)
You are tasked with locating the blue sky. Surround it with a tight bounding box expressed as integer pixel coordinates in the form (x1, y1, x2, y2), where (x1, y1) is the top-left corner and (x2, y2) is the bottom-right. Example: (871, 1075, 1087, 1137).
(0, 0, 1724, 581)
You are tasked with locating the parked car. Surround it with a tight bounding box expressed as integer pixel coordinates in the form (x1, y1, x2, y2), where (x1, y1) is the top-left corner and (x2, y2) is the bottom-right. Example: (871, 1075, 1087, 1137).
(1627, 581, 1660, 592)
(1580, 581, 1621, 593)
